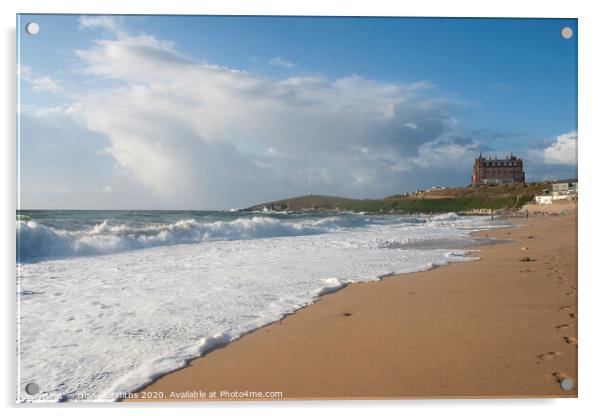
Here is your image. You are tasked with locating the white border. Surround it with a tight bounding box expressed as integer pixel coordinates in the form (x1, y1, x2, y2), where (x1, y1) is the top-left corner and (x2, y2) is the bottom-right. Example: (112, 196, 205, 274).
(2, 1, 601, 415)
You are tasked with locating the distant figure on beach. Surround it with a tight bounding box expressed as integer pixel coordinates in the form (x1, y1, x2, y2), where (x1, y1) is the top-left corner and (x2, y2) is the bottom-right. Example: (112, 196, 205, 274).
(526, 209, 529, 220)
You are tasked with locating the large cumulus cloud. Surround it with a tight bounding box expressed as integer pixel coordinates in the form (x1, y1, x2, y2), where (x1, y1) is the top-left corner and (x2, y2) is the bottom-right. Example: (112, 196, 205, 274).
(23, 18, 490, 209)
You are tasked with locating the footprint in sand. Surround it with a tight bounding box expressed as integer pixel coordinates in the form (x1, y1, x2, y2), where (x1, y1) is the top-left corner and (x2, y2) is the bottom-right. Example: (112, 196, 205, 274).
(568, 313, 577, 319)
(555, 324, 574, 331)
(563, 336, 577, 345)
(558, 305, 572, 311)
(537, 351, 562, 362)
(565, 291, 575, 296)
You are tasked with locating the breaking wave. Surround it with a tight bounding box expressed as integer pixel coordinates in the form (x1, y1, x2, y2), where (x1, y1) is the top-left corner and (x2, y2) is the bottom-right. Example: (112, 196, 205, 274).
(16, 216, 370, 262)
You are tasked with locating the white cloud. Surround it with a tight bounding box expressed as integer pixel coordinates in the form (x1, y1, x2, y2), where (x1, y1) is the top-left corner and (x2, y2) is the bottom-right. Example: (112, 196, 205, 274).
(32, 106, 69, 118)
(19, 64, 63, 94)
(269, 56, 296, 68)
(78, 16, 126, 38)
(412, 137, 479, 169)
(32, 28, 477, 208)
(542, 131, 577, 165)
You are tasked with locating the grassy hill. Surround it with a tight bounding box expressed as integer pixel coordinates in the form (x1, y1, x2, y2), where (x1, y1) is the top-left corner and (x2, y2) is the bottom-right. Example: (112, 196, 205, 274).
(245, 182, 550, 214)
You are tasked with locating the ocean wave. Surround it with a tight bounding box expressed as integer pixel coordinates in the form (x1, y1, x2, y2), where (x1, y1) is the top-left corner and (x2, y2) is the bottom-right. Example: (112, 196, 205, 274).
(431, 212, 461, 221)
(16, 215, 366, 262)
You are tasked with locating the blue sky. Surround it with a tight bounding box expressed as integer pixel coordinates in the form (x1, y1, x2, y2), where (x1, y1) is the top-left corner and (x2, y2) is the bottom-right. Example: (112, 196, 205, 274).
(18, 15, 577, 209)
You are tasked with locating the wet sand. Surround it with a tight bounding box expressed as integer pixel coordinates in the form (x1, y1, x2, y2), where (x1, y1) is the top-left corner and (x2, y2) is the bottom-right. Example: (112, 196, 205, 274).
(130, 205, 577, 401)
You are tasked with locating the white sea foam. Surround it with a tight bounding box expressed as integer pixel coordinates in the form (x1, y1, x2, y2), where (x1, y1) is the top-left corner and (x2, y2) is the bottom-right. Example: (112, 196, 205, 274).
(16, 215, 373, 261)
(17, 213, 503, 402)
(17, 212, 472, 262)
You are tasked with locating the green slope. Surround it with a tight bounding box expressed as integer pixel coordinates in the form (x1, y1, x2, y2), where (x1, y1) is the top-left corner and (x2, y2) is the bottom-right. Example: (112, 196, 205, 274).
(246, 183, 548, 214)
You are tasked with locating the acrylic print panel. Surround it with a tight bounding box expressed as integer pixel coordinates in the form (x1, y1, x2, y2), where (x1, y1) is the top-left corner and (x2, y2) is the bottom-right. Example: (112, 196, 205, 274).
(16, 14, 578, 402)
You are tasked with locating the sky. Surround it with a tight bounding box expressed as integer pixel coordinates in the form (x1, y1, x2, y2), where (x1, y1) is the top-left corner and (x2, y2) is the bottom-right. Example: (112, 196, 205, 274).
(17, 15, 577, 210)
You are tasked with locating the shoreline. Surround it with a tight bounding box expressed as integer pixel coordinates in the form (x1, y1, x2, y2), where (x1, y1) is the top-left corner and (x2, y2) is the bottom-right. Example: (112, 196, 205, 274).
(129, 205, 577, 401)
(116, 241, 492, 402)
(119, 223, 503, 402)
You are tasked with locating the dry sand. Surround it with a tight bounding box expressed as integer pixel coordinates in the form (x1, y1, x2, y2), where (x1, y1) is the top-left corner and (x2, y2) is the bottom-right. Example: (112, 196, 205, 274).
(130, 204, 577, 401)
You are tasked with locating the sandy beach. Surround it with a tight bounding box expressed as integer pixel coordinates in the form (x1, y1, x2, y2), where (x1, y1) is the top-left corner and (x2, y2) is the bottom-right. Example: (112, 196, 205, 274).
(130, 203, 577, 401)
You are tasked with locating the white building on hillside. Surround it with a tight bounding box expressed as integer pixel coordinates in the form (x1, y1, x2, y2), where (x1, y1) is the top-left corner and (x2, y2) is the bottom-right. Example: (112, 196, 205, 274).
(534, 181, 577, 204)
(552, 181, 578, 200)
(535, 195, 553, 205)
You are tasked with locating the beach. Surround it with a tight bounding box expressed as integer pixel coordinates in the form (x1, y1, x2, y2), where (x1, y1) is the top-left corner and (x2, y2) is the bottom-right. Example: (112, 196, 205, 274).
(131, 203, 577, 400)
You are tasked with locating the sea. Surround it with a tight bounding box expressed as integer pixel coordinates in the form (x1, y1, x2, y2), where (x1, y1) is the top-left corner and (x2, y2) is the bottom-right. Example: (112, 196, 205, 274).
(16, 209, 506, 402)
